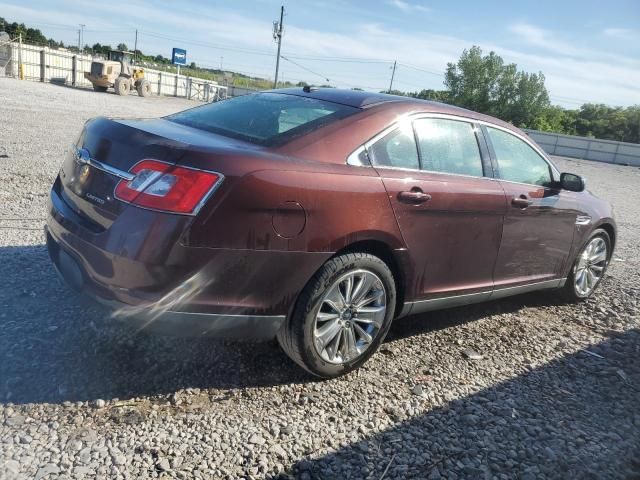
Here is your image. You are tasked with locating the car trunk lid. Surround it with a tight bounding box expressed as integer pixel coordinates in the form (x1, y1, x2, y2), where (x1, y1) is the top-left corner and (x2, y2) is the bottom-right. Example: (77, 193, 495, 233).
(58, 117, 198, 230)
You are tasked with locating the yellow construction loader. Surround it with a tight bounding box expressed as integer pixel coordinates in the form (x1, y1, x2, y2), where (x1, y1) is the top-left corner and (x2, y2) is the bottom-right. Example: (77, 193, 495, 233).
(84, 50, 151, 97)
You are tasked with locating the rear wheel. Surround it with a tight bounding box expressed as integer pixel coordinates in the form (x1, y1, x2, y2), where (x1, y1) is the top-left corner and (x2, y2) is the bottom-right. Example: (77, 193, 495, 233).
(114, 77, 130, 96)
(92, 84, 107, 92)
(277, 252, 396, 378)
(136, 79, 151, 97)
(563, 228, 611, 301)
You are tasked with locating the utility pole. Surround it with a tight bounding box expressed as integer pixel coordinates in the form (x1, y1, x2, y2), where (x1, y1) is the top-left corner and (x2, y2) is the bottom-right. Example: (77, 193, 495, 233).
(134, 29, 138, 64)
(388, 60, 397, 93)
(272, 5, 284, 89)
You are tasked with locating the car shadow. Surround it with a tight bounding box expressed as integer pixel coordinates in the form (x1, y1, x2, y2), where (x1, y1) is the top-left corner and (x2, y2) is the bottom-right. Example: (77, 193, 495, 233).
(0, 243, 603, 405)
(288, 329, 640, 478)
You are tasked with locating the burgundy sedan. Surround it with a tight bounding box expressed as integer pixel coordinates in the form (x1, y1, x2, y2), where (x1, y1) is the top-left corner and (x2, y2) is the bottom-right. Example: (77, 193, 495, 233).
(46, 88, 615, 377)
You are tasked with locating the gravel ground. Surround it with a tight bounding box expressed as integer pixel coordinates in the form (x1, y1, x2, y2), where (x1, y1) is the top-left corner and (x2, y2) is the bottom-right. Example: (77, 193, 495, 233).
(0, 78, 638, 480)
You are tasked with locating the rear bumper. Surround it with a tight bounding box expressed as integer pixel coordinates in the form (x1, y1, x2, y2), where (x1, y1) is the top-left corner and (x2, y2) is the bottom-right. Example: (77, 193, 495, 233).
(46, 184, 330, 339)
(46, 227, 285, 339)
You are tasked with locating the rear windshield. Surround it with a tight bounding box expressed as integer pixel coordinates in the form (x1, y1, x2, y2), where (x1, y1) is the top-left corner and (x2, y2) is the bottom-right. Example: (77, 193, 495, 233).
(167, 92, 359, 146)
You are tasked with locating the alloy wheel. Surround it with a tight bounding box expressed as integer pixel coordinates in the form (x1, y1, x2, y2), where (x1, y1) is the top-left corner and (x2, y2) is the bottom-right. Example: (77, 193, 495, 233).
(574, 236, 608, 296)
(313, 269, 387, 364)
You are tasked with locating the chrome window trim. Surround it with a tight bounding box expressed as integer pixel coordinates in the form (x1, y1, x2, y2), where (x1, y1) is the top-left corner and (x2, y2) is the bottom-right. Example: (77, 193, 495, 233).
(374, 164, 500, 182)
(345, 112, 561, 184)
(346, 145, 369, 166)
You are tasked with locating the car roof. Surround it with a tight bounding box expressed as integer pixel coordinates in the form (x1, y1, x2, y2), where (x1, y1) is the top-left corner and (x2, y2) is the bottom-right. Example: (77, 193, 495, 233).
(271, 87, 507, 122)
(270, 87, 404, 108)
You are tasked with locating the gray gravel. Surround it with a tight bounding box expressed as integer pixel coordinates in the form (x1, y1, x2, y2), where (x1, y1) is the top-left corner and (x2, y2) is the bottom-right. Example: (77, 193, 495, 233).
(1, 78, 639, 479)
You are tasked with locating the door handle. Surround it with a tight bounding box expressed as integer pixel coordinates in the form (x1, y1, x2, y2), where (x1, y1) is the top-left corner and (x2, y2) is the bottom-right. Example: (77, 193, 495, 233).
(398, 189, 432, 204)
(511, 195, 533, 209)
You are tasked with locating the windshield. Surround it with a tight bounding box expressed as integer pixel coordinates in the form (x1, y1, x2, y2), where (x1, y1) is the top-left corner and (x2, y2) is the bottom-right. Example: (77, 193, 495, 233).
(166, 92, 359, 146)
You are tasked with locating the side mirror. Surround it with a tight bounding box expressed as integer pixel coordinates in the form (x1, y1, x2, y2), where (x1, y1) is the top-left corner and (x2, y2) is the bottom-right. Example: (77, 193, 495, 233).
(560, 172, 585, 192)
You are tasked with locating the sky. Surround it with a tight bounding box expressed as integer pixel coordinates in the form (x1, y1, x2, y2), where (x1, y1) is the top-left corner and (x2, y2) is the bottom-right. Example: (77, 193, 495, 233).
(1, 0, 639, 107)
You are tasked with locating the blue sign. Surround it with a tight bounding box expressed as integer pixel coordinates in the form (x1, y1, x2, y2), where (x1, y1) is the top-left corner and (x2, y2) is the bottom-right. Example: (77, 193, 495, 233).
(172, 48, 187, 66)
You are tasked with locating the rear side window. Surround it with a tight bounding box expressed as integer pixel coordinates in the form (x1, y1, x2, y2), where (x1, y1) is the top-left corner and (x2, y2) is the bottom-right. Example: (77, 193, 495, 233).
(486, 127, 552, 186)
(413, 118, 483, 177)
(367, 124, 419, 170)
(167, 93, 358, 146)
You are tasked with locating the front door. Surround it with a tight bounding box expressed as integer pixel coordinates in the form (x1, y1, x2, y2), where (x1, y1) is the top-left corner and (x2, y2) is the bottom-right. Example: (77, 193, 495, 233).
(484, 126, 577, 287)
(368, 118, 506, 301)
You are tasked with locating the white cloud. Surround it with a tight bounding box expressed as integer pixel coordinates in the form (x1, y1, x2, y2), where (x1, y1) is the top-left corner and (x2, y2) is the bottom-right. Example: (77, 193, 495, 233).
(387, 0, 430, 13)
(2, 1, 638, 106)
(603, 27, 638, 41)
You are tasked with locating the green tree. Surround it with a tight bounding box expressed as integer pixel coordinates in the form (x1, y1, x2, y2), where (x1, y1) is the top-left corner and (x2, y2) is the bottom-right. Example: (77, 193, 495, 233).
(117, 43, 128, 52)
(444, 46, 549, 127)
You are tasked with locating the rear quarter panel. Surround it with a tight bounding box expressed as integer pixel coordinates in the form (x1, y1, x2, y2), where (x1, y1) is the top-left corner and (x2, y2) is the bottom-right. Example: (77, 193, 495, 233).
(185, 162, 405, 253)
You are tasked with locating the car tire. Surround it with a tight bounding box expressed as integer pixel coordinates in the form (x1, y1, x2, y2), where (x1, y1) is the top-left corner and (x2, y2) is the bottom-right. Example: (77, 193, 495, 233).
(114, 77, 130, 96)
(562, 228, 611, 302)
(277, 252, 396, 378)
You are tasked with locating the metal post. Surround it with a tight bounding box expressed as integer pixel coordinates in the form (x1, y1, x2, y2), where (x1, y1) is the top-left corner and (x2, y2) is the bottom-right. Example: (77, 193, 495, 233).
(18, 33, 23, 80)
(388, 60, 397, 93)
(134, 29, 138, 64)
(273, 6, 284, 88)
(40, 49, 45, 82)
(72, 55, 77, 87)
(174, 74, 178, 97)
(157, 71, 162, 95)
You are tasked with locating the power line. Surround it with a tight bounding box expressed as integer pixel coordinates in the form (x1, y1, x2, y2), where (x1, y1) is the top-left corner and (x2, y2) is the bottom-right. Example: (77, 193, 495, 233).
(396, 62, 443, 77)
(283, 54, 392, 64)
(281, 55, 330, 82)
(139, 30, 275, 57)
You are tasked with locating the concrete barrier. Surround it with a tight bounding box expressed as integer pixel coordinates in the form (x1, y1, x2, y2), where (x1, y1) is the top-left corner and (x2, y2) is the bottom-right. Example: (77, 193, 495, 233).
(524, 129, 640, 167)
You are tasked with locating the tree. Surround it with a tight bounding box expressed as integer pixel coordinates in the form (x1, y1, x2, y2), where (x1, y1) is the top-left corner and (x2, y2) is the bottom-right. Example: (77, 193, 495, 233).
(444, 46, 550, 128)
(117, 43, 128, 52)
(410, 89, 449, 102)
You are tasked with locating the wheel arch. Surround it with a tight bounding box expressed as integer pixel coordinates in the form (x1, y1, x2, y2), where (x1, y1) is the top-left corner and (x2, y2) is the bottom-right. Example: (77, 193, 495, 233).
(597, 222, 616, 255)
(329, 239, 408, 319)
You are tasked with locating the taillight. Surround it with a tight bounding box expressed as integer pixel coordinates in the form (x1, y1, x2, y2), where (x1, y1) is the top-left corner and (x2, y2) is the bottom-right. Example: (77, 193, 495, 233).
(114, 160, 222, 215)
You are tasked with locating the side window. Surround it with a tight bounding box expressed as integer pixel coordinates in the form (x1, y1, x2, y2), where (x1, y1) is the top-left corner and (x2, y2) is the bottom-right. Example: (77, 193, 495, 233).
(367, 124, 419, 170)
(413, 118, 483, 177)
(486, 127, 552, 186)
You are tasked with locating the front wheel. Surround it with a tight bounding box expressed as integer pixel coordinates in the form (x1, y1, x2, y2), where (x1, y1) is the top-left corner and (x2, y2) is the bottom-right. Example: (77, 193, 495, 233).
(562, 228, 611, 301)
(114, 77, 131, 96)
(277, 253, 396, 378)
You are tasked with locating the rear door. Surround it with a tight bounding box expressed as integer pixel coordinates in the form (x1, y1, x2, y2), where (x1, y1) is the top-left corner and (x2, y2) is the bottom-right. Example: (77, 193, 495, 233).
(483, 126, 577, 287)
(370, 116, 506, 302)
